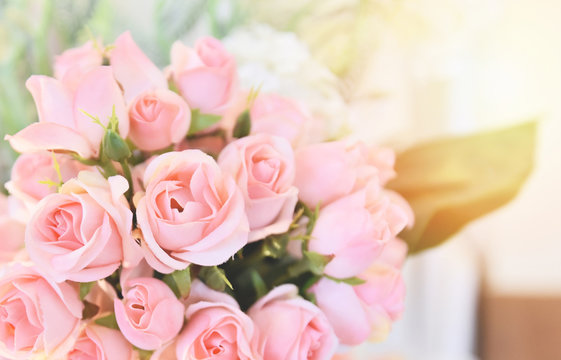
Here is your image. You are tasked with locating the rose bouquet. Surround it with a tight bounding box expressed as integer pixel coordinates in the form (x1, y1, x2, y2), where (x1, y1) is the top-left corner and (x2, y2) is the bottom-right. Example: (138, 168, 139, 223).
(0, 31, 414, 359)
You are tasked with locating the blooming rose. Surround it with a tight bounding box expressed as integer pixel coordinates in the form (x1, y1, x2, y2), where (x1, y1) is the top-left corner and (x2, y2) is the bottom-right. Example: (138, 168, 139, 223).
(0, 264, 83, 359)
(67, 324, 133, 360)
(54, 41, 103, 91)
(309, 183, 412, 279)
(294, 141, 362, 208)
(25, 171, 141, 282)
(114, 277, 184, 350)
(250, 94, 313, 147)
(169, 37, 238, 115)
(0, 195, 26, 263)
(5, 66, 128, 159)
(218, 134, 298, 241)
(127, 89, 191, 151)
(311, 262, 406, 345)
(248, 284, 338, 360)
(6, 152, 85, 208)
(135, 150, 249, 273)
(176, 280, 260, 359)
(111, 32, 191, 151)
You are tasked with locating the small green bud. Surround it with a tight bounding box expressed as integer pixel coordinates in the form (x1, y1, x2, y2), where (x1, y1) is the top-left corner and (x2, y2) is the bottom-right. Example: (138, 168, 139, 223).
(232, 109, 251, 138)
(103, 129, 131, 162)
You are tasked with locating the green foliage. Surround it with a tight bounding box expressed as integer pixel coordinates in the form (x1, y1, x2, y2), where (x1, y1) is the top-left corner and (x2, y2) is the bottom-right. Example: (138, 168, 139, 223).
(188, 109, 222, 136)
(162, 268, 192, 298)
(388, 121, 537, 254)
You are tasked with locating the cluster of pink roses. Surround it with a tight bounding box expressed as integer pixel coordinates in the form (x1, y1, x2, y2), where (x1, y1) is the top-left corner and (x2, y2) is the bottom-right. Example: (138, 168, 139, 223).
(0, 31, 413, 359)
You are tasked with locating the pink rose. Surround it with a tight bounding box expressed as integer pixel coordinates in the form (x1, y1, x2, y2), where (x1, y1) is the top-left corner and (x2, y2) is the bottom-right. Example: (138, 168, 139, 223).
(0, 264, 83, 359)
(5, 66, 128, 158)
(135, 150, 249, 273)
(6, 152, 85, 209)
(110, 32, 168, 103)
(176, 280, 259, 359)
(128, 89, 191, 151)
(114, 277, 184, 350)
(110, 32, 192, 151)
(218, 134, 298, 241)
(311, 262, 405, 345)
(68, 324, 133, 360)
(250, 94, 313, 147)
(169, 37, 238, 115)
(54, 41, 103, 91)
(294, 141, 362, 208)
(309, 189, 384, 279)
(25, 171, 141, 282)
(0, 195, 26, 263)
(248, 284, 338, 360)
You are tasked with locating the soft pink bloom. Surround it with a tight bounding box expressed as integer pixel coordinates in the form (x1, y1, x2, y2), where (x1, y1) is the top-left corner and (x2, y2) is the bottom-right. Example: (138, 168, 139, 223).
(0, 263, 83, 359)
(114, 277, 184, 350)
(248, 284, 338, 360)
(176, 280, 259, 360)
(25, 171, 141, 282)
(128, 89, 191, 151)
(169, 37, 238, 115)
(0, 195, 26, 263)
(310, 190, 384, 279)
(110, 32, 168, 103)
(54, 41, 103, 91)
(250, 94, 313, 147)
(294, 141, 362, 208)
(135, 150, 249, 273)
(218, 134, 298, 241)
(5, 66, 128, 158)
(6, 152, 86, 208)
(311, 262, 406, 345)
(68, 324, 133, 360)
(111, 32, 191, 151)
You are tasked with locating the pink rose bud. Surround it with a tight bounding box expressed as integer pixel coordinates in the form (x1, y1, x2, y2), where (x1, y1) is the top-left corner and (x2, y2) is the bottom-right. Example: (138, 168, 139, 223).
(294, 141, 362, 208)
(114, 277, 184, 350)
(135, 150, 249, 273)
(54, 41, 103, 91)
(6, 66, 128, 159)
(169, 37, 238, 115)
(218, 134, 298, 242)
(25, 171, 141, 282)
(110, 31, 168, 103)
(6, 152, 85, 209)
(128, 89, 191, 151)
(68, 324, 133, 360)
(311, 262, 406, 345)
(310, 190, 386, 279)
(175, 280, 259, 359)
(250, 94, 313, 147)
(248, 284, 338, 360)
(0, 264, 83, 359)
(0, 194, 26, 263)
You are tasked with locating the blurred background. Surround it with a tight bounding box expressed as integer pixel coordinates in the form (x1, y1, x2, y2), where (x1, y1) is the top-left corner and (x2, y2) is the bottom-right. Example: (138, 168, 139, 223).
(1, 0, 560, 359)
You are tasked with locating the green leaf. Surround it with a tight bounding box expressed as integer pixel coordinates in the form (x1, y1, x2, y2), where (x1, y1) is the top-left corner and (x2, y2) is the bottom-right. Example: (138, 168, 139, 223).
(388, 121, 537, 254)
(261, 234, 289, 259)
(79, 281, 96, 300)
(232, 109, 251, 138)
(94, 313, 119, 330)
(134, 347, 154, 360)
(303, 251, 332, 275)
(324, 275, 366, 286)
(170, 268, 191, 298)
(188, 109, 222, 135)
(249, 269, 268, 298)
(199, 266, 233, 291)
